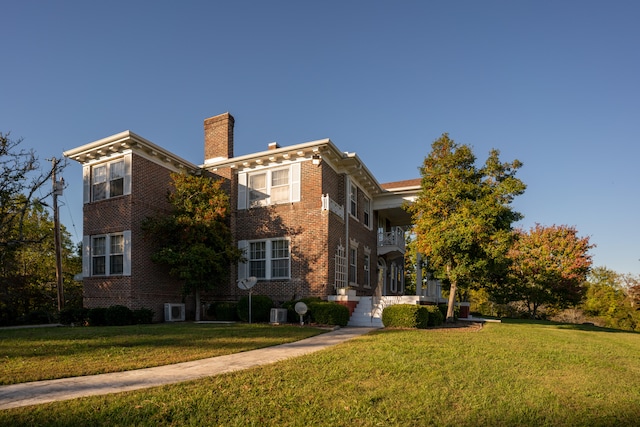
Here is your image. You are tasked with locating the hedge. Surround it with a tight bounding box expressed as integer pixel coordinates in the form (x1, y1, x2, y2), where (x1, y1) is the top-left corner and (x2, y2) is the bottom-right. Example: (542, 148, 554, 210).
(308, 301, 350, 327)
(383, 304, 428, 328)
(211, 301, 238, 321)
(105, 305, 133, 326)
(425, 305, 444, 326)
(59, 307, 89, 325)
(237, 295, 273, 323)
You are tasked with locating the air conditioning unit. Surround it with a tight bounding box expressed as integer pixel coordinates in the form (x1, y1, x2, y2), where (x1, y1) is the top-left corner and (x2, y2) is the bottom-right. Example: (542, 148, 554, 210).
(270, 308, 288, 324)
(164, 303, 185, 322)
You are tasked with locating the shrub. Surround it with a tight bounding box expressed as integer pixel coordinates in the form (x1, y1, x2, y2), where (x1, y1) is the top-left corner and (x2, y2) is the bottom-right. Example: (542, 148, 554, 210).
(438, 304, 460, 321)
(237, 295, 273, 323)
(213, 302, 238, 321)
(20, 309, 54, 325)
(382, 304, 429, 329)
(105, 305, 133, 326)
(132, 308, 154, 324)
(87, 307, 108, 326)
(59, 307, 88, 325)
(308, 301, 350, 327)
(425, 305, 444, 326)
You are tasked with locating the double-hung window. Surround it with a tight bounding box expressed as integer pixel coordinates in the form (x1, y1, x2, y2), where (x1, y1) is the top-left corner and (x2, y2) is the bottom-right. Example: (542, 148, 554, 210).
(109, 234, 124, 274)
(85, 232, 130, 276)
(249, 173, 267, 207)
(363, 253, 370, 288)
(270, 239, 290, 279)
(349, 247, 357, 284)
(239, 238, 290, 280)
(350, 183, 357, 217)
(238, 163, 301, 209)
(84, 155, 131, 203)
(363, 196, 371, 228)
(270, 169, 290, 204)
(249, 241, 267, 278)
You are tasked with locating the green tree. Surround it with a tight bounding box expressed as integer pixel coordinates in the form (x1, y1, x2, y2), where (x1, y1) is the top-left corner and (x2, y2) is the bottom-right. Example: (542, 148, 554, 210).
(410, 133, 525, 322)
(583, 267, 639, 331)
(142, 172, 243, 321)
(505, 224, 594, 317)
(0, 202, 81, 325)
(0, 133, 63, 250)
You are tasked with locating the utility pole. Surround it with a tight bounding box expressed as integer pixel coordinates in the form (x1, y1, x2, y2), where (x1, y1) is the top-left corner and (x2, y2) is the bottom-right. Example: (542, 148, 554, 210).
(52, 158, 64, 311)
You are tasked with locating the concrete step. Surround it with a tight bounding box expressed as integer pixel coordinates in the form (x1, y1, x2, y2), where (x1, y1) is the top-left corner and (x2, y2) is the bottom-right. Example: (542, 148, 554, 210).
(347, 297, 383, 327)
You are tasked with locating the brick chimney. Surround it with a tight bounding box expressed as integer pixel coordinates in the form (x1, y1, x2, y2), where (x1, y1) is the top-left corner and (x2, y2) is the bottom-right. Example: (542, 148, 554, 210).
(204, 112, 234, 163)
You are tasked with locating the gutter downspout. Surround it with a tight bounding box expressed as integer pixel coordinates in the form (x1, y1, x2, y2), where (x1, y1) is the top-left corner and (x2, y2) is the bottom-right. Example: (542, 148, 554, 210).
(345, 175, 350, 288)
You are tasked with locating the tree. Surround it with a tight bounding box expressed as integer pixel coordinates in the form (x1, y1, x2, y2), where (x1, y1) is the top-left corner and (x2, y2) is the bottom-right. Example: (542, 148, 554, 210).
(142, 172, 243, 321)
(0, 132, 63, 250)
(0, 202, 81, 325)
(410, 133, 525, 321)
(505, 224, 594, 317)
(582, 267, 640, 331)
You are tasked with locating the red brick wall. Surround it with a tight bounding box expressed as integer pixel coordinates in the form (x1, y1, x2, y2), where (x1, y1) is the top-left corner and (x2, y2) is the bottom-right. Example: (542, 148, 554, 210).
(347, 184, 378, 296)
(83, 154, 185, 321)
(228, 160, 330, 303)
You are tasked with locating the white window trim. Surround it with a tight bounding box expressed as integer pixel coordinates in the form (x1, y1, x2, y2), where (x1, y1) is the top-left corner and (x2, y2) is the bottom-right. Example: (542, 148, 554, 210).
(334, 243, 347, 289)
(349, 182, 358, 219)
(363, 195, 372, 229)
(83, 231, 131, 277)
(237, 237, 291, 280)
(238, 163, 300, 210)
(349, 246, 357, 286)
(83, 154, 132, 204)
(363, 253, 371, 288)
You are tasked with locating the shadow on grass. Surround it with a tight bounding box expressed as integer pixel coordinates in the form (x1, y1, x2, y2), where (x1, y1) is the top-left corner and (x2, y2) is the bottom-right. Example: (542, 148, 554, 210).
(500, 317, 640, 334)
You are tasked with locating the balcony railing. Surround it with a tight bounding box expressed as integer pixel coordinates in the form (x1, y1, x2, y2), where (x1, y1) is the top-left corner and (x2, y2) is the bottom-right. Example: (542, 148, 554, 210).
(377, 227, 405, 254)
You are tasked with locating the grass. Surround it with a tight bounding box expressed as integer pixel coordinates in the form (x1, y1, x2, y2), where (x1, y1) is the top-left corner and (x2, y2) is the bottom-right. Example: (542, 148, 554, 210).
(2, 321, 640, 426)
(0, 323, 325, 384)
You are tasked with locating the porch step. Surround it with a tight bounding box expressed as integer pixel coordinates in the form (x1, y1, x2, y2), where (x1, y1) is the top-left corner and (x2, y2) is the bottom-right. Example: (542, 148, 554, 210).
(347, 297, 384, 328)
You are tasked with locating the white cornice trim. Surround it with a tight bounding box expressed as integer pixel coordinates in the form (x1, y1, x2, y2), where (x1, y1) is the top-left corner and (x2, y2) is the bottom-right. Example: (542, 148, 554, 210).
(63, 131, 199, 172)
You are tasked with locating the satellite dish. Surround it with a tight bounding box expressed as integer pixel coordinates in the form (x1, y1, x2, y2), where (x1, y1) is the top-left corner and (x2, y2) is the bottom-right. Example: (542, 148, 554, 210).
(237, 277, 258, 324)
(238, 276, 257, 290)
(294, 302, 308, 326)
(294, 302, 308, 315)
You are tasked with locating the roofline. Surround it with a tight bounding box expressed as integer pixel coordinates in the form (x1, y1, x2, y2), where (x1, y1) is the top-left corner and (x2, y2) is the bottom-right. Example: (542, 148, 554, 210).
(63, 131, 199, 170)
(203, 138, 385, 195)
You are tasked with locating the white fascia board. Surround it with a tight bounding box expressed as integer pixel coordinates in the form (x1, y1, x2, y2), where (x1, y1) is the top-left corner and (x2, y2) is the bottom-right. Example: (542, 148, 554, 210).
(63, 131, 199, 171)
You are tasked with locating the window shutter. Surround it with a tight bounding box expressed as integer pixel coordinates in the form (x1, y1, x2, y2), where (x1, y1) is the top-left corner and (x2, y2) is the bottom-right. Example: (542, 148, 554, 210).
(83, 165, 91, 204)
(123, 153, 132, 196)
(237, 240, 249, 281)
(238, 172, 247, 210)
(123, 230, 132, 276)
(291, 162, 301, 203)
(83, 235, 90, 277)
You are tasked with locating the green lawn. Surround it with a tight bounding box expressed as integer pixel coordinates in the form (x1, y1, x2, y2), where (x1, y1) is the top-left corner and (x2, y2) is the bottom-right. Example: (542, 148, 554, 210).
(0, 323, 325, 384)
(2, 321, 640, 426)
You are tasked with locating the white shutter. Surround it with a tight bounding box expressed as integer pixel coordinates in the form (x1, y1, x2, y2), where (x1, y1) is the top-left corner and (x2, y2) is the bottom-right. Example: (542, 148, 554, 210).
(238, 172, 247, 210)
(290, 163, 301, 203)
(83, 235, 91, 277)
(83, 165, 91, 204)
(123, 153, 132, 196)
(237, 240, 249, 281)
(123, 230, 132, 276)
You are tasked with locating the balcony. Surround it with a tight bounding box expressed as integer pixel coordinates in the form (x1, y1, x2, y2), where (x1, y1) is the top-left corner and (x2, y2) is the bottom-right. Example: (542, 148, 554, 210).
(377, 227, 406, 256)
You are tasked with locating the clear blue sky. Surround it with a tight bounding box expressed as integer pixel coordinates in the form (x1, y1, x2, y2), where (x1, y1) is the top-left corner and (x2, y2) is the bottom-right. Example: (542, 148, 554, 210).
(3, 1, 639, 276)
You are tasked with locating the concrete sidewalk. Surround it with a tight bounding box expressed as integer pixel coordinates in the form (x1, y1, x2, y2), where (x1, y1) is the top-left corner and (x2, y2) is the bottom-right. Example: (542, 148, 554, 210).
(0, 326, 377, 410)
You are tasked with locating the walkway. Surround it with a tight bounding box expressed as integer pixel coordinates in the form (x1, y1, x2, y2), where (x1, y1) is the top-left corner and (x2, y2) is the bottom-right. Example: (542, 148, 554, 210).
(0, 327, 377, 410)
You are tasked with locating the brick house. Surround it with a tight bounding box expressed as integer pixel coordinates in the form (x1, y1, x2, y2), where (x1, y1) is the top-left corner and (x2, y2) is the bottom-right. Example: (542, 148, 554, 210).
(64, 113, 442, 324)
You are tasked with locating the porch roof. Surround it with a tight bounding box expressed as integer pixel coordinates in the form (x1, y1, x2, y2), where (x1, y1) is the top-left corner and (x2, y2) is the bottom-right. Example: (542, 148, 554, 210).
(374, 179, 421, 226)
